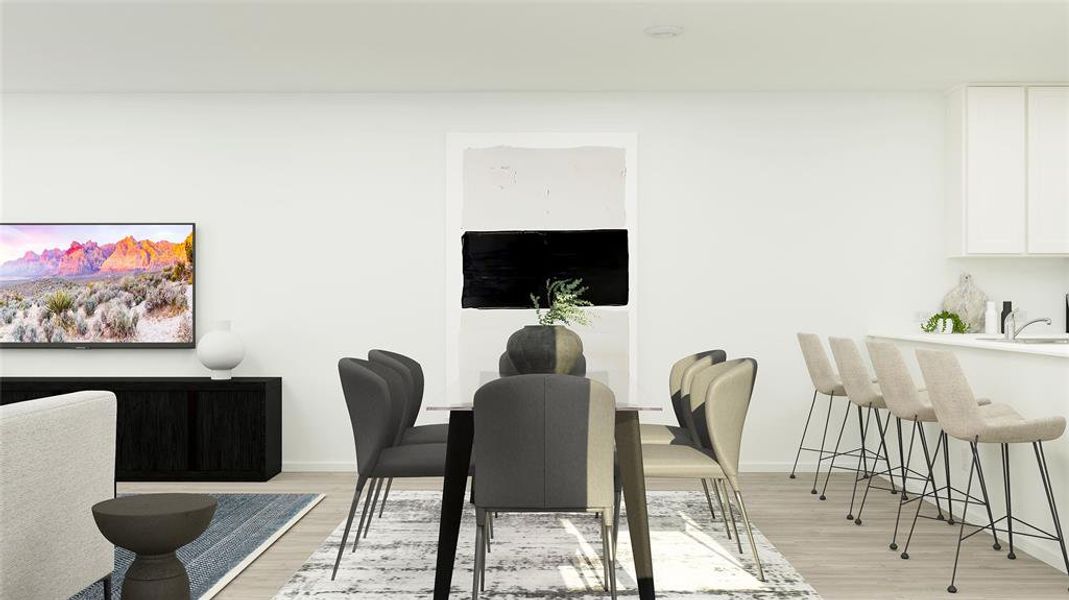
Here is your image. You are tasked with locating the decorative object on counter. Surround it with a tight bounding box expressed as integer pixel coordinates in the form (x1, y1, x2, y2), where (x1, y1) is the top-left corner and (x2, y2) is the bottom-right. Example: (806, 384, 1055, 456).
(1001, 300, 1013, 334)
(196, 321, 245, 380)
(503, 279, 591, 375)
(942, 273, 987, 333)
(984, 301, 1000, 335)
(921, 311, 969, 334)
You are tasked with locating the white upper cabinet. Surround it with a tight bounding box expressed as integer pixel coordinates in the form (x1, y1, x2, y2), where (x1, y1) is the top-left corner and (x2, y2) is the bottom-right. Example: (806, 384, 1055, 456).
(946, 85, 1069, 256)
(1027, 87, 1069, 254)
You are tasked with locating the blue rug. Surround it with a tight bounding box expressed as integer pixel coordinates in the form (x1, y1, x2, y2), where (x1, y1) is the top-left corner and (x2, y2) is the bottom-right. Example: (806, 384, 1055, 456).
(72, 493, 323, 600)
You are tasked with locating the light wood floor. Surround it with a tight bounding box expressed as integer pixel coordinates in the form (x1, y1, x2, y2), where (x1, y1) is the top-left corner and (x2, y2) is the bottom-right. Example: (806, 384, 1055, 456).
(122, 472, 1069, 599)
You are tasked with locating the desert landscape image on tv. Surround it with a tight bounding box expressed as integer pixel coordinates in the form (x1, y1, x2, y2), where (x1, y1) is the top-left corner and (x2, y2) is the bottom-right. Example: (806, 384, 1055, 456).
(0, 224, 194, 346)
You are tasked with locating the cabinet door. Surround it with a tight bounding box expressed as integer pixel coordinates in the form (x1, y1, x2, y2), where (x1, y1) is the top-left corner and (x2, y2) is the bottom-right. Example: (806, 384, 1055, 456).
(1027, 87, 1069, 254)
(966, 87, 1027, 254)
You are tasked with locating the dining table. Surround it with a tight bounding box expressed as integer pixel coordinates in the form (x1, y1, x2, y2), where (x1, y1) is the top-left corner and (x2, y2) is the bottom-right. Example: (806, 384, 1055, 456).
(427, 400, 661, 599)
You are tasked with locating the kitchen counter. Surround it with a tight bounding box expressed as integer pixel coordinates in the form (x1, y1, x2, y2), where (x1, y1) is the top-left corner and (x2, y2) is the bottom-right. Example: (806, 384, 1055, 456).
(868, 332, 1069, 358)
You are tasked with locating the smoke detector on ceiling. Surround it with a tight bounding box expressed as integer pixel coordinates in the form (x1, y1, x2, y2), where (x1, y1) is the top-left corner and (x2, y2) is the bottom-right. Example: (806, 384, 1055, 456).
(644, 25, 684, 39)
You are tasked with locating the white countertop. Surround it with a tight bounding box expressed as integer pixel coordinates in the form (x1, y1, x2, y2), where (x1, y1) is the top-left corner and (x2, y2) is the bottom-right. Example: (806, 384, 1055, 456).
(868, 332, 1069, 359)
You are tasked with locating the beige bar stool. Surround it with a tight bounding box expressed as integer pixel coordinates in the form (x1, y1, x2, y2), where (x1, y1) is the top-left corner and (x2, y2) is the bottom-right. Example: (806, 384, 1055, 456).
(827, 337, 899, 523)
(915, 348, 1069, 594)
(865, 340, 997, 554)
(795, 333, 879, 498)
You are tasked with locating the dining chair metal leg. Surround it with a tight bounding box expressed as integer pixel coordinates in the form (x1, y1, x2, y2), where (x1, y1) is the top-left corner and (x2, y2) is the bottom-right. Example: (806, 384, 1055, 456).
(819, 400, 852, 501)
(947, 442, 979, 594)
(361, 476, 384, 540)
(1034, 442, 1069, 591)
(810, 392, 836, 494)
(481, 511, 488, 590)
(733, 487, 766, 582)
(969, 442, 1002, 551)
(791, 389, 820, 479)
(612, 485, 622, 552)
(332, 474, 368, 580)
(472, 508, 485, 599)
(719, 479, 742, 552)
(352, 476, 378, 552)
(378, 478, 394, 518)
(601, 516, 618, 599)
(700, 479, 718, 521)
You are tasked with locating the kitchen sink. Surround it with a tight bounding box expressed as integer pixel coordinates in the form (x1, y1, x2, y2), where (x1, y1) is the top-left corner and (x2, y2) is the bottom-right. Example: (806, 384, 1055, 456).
(988, 338, 1069, 345)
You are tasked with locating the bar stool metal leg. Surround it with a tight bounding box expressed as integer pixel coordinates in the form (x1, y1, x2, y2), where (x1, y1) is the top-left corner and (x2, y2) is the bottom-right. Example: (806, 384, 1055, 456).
(943, 432, 956, 525)
(947, 442, 979, 594)
(791, 389, 820, 479)
(847, 406, 871, 521)
(970, 442, 1002, 551)
(810, 392, 836, 494)
(1002, 443, 1016, 559)
(1034, 441, 1069, 592)
(900, 426, 945, 560)
(818, 400, 852, 501)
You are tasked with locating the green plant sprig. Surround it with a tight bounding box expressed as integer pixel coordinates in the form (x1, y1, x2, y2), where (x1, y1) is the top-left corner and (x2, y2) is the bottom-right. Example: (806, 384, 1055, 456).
(530, 278, 594, 326)
(921, 311, 969, 334)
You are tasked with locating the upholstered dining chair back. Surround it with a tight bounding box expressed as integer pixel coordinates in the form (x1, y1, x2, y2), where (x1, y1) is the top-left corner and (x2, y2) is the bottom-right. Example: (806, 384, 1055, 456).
(338, 358, 395, 476)
(915, 349, 983, 441)
(669, 350, 727, 429)
(369, 349, 425, 431)
(473, 374, 615, 512)
(689, 358, 758, 489)
(797, 333, 841, 395)
(866, 341, 927, 420)
(828, 337, 881, 408)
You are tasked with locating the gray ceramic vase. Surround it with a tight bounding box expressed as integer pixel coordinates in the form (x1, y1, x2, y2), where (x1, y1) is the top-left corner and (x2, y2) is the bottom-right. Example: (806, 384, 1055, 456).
(504, 325, 584, 375)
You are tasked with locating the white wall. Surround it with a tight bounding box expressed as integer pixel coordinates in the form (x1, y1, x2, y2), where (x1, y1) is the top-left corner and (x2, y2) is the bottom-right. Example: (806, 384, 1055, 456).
(2, 92, 1064, 471)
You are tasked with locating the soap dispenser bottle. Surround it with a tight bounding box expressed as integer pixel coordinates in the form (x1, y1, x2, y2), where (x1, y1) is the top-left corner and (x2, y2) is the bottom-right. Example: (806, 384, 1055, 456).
(984, 301, 999, 335)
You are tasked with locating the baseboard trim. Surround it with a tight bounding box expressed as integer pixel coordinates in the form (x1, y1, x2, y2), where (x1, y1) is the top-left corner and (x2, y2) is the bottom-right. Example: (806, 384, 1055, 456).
(282, 461, 802, 473)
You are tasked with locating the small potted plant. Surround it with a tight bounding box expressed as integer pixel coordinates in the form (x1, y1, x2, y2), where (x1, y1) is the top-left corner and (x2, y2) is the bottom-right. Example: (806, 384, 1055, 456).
(504, 279, 592, 374)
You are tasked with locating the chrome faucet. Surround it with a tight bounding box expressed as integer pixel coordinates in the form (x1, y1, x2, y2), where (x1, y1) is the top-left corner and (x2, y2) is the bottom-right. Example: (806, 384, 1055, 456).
(1004, 310, 1053, 341)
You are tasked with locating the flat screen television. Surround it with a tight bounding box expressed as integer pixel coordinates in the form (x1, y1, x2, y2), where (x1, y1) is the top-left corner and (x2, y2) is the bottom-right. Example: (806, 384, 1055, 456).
(0, 223, 195, 348)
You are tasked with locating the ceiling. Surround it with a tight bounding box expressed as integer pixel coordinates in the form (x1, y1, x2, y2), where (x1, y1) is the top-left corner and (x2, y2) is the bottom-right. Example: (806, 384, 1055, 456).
(2, 1, 1067, 92)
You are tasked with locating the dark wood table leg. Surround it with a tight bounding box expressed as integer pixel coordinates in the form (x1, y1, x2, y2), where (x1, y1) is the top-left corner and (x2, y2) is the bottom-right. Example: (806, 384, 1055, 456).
(616, 410, 655, 599)
(433, 410, 474, 599)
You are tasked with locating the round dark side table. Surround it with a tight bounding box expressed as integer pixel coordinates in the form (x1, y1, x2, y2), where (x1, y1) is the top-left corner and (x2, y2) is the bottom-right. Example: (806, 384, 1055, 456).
(92, 493, 217, 600)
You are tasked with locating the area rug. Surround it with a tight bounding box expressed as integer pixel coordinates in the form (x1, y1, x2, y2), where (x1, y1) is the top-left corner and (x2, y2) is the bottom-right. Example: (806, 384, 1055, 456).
(276, 491, 820, 599)
(72, 492, 324, 600)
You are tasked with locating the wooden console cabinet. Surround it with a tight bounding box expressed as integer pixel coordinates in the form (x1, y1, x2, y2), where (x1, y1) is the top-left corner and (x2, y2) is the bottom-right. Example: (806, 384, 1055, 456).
(0, 377, 281, 481)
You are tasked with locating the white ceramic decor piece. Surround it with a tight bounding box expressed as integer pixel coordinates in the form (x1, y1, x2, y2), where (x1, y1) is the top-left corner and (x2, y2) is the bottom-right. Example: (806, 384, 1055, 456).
(197, 321, 245, 380)
(942, 272, 988, 332)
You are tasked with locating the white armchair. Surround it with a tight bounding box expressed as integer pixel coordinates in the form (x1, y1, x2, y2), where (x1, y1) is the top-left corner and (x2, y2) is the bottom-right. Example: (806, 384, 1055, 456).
(0, 391, 117, 599)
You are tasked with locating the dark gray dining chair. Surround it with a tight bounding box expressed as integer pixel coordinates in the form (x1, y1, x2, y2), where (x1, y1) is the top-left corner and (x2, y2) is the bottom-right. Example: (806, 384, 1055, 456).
(366, 350, 450, 521)
(333, 357, 465, 580)
(471, 374, 618, 598)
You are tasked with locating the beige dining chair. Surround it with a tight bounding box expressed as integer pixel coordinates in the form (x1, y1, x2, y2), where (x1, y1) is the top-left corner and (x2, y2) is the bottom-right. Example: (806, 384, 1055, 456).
(639, 358, 765, 582)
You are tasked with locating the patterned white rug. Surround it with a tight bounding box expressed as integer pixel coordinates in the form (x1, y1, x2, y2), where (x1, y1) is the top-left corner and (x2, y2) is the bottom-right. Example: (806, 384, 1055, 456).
(277, 490, 820, 599)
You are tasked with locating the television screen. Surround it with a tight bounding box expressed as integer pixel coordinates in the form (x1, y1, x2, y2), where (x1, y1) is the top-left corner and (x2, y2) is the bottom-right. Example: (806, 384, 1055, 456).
(0, 223, 195, 348)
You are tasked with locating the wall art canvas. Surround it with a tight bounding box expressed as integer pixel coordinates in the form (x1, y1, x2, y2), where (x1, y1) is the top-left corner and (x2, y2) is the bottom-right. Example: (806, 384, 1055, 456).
(446, 133, 637, 404)
(0, 223, 195, 347)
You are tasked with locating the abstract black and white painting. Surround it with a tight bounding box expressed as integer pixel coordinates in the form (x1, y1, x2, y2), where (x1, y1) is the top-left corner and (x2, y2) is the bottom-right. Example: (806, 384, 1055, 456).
(445, 133, 638, 403)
